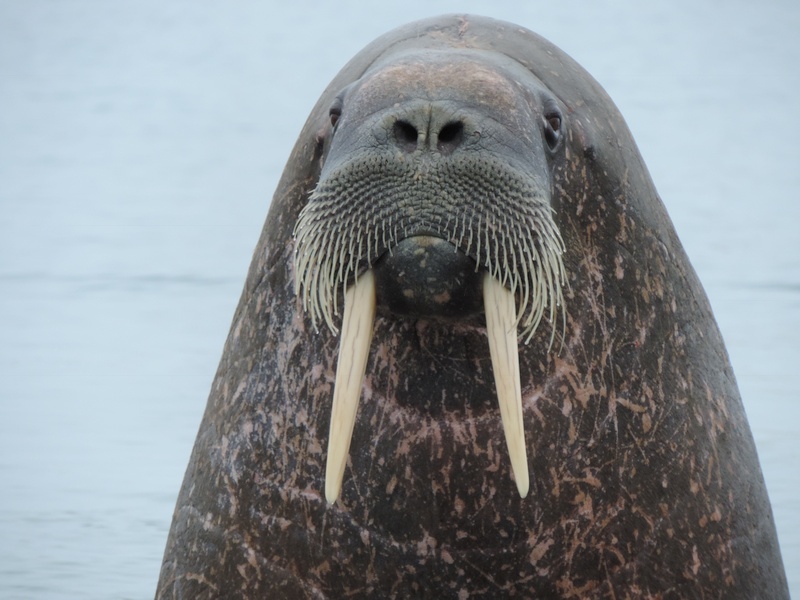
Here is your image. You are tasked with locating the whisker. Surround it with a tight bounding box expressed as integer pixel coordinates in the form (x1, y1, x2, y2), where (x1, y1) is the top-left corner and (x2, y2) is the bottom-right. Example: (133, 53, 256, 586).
(293, 155, 567, 347)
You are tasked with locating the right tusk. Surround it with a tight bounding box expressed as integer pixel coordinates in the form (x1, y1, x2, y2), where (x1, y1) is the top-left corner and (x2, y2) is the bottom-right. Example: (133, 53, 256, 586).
(324, 270, 377, 504)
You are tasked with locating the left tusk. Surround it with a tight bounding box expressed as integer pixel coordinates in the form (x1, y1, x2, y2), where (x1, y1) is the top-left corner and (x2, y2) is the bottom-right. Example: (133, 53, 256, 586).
(483, 272, 530, 498)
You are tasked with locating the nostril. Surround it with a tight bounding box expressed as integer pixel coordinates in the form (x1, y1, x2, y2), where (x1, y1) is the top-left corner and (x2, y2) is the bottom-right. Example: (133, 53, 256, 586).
(393, 120, 419, 152)
(437, 121, 464, 154)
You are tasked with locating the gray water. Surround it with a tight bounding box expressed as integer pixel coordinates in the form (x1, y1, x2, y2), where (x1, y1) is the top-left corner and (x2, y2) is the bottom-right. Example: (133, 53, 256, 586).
(1, 1, 797, 598)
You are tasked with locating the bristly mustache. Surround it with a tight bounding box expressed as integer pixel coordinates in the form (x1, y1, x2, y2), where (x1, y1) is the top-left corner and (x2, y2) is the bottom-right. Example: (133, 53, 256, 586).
(293, 152, 568, 502)
(293, 153, 567, 344)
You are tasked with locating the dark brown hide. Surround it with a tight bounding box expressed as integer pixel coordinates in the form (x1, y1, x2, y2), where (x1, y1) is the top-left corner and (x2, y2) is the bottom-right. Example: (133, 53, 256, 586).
(156, 14, 788, 599)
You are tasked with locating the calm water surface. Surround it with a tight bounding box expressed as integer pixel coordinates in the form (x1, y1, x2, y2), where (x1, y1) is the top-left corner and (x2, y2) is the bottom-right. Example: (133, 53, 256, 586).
(1, 1, 797, 598)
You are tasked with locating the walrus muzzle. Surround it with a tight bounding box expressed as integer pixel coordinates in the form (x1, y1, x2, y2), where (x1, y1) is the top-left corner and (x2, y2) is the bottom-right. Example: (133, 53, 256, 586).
(294, 123, 566, 504)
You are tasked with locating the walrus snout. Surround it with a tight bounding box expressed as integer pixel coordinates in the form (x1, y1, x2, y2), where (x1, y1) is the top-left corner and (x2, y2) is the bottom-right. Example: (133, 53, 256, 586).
(373, 235, 484, 319)
(294, 53, 569, 503)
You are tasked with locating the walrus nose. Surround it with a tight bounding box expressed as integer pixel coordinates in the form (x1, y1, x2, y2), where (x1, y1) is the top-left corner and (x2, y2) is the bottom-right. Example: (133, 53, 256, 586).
(391, 108, 466, 155)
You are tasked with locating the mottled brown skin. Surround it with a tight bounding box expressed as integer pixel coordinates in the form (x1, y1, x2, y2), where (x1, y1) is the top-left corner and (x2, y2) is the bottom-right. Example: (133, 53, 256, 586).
(156, 15, 789, 599)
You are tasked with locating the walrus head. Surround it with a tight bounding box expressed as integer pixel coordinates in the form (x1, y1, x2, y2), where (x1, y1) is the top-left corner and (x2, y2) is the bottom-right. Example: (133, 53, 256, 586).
(293, 50, 567, 502)
(158, 16, 788, 597)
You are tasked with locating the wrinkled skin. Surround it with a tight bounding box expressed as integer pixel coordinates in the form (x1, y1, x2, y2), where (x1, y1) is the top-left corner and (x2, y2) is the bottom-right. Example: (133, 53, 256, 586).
(156, 15, 788, 599)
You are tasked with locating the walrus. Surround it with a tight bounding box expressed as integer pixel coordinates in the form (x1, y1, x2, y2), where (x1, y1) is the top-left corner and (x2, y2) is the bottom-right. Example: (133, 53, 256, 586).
(156, 14, 789, 599)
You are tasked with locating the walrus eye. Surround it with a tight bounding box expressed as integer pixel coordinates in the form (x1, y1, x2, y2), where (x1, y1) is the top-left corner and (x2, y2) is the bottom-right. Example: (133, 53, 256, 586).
(544, 112, 562, 150)
(329, 106, 342, 128)
(329, 95, 344, 129)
